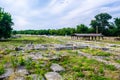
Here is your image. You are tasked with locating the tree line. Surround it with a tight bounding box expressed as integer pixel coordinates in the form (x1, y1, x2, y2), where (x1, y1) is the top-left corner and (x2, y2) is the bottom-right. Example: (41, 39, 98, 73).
(13, 13, 120, 36)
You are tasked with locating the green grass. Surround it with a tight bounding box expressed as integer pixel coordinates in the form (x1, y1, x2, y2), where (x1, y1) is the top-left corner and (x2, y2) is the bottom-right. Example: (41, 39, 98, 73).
(81, 48, 111, 56)
(51, 50, 119, 80)
(0, 63, 5, 75)
(100, 38, 120, 45)
(0, 35, 62, 48)
(116, 60, 120, 64)
(0, 36, 120, 80)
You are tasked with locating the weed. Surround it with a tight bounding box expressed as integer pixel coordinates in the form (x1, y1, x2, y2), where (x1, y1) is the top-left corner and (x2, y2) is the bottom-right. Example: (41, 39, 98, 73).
(81, 48, 111, 56)
(10, 56, 19, 72)
(25, 58, 33, 70)
(106, 65, 116, 71)
(76, 72, 85, 78)
(0, 64, 5, 75)
(18, 56, 25, 66)
(116, 60, 120, 63)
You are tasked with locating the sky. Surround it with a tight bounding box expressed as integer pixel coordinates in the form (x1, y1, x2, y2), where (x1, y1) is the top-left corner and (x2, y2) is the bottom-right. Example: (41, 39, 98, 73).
(0, 0, 120, 30)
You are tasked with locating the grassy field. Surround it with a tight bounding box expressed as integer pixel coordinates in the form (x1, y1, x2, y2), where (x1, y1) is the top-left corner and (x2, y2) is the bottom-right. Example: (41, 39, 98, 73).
(0, 35, 120, 80)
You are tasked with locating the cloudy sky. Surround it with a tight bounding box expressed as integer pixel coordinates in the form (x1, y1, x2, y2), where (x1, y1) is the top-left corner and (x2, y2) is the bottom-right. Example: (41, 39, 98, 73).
(0, 0, 120, 30)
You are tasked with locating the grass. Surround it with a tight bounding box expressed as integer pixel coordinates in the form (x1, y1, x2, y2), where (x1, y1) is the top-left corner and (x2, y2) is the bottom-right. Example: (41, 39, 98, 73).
(0, 64, 5, 75)
(81, 48, 111, 56)
(100, 37, 120, 44)
(0, 36, 120, 80)
(50, 50, 119, 80)
(1, 49, 117, 79)
(116, 60, 120, 64)
(0, 35, 63, 49)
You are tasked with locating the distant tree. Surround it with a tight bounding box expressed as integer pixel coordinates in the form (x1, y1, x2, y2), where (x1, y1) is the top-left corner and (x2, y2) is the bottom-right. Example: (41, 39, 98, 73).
(76, 24, 88, 33)
(88, 27, 95, 33)
(90, 20, 99, 33)
(90, 13, 112, 34)
(105, 22, 117, 36)
(0, 7, 13, 39)
(114, 18, 120, 36)
(12, 30, 17, 35)
(49, 29, 57, 35)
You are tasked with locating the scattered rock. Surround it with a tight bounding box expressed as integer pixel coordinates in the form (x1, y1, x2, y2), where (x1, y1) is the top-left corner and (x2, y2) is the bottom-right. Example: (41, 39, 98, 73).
(114, 38, 120, 41)
(78, 51, 120, 69)
(45, 72, 63, 80)
(0, 54, 3, 58)
(13, 76, 25, 80)
(15, 47, 23, 51)
(15, 67, 29, 76)
(114, 56, 120, 60)
(49, 55, 61, 61)
(34, 44, 41, 50)
(65, 43, 73, 46)
(50, 63, 65, 72)
(39, 46, 48, 50)
(54, 45, 65, 50)
(25, 44, 34, 50)
(101, 47, 109, 51)
(0, 68, 13, 79)
(75, 44, 88, 49)
(89, 45, 101, 49)
(108, 44, 117, 47)
(28, 74, 45, 80)
(41, 44, 49, 47)
(26, 53, 43, 60)
(35, 53, 43, 59)
(29, 74, 39, 80)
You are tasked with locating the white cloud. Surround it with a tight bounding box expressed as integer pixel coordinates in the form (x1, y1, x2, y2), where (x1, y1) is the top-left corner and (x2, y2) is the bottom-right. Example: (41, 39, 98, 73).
(0, 0, 120, 30)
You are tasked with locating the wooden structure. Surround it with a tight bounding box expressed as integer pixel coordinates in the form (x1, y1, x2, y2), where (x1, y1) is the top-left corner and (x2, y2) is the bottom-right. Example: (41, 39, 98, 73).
(71, 33, 104, 40)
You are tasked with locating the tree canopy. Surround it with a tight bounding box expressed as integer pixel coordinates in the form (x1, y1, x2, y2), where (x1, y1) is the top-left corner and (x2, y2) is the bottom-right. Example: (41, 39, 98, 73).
(90, 13, 112, 34)
(77, 24, 88, 33)
(114, 18, 120, 36)
(0, 7, 13, 39)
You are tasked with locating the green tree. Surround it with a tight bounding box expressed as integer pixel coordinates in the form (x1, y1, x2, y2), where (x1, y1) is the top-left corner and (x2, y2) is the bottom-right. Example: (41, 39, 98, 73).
(90, 20, 99, 33)
(114, 18, 120, 36)
(90, 13, 112, 34)
(76, 24, 88, 33)
(0, 7, 13, 39)
(12, 30, 17, 35)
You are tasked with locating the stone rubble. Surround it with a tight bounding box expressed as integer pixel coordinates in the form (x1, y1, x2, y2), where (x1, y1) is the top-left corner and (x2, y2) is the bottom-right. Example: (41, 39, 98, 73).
(50, 63, 65, 72)
(45, 72, 63, 80)
(28, 74, 45, 80)
(1, 40, 120, 79)
(0, 68, 13, 79)
(13, 76, 25, 80)
(78, 51, 120, 69)
(26, 53, 43, 60)
(15, 67, 29, 76)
